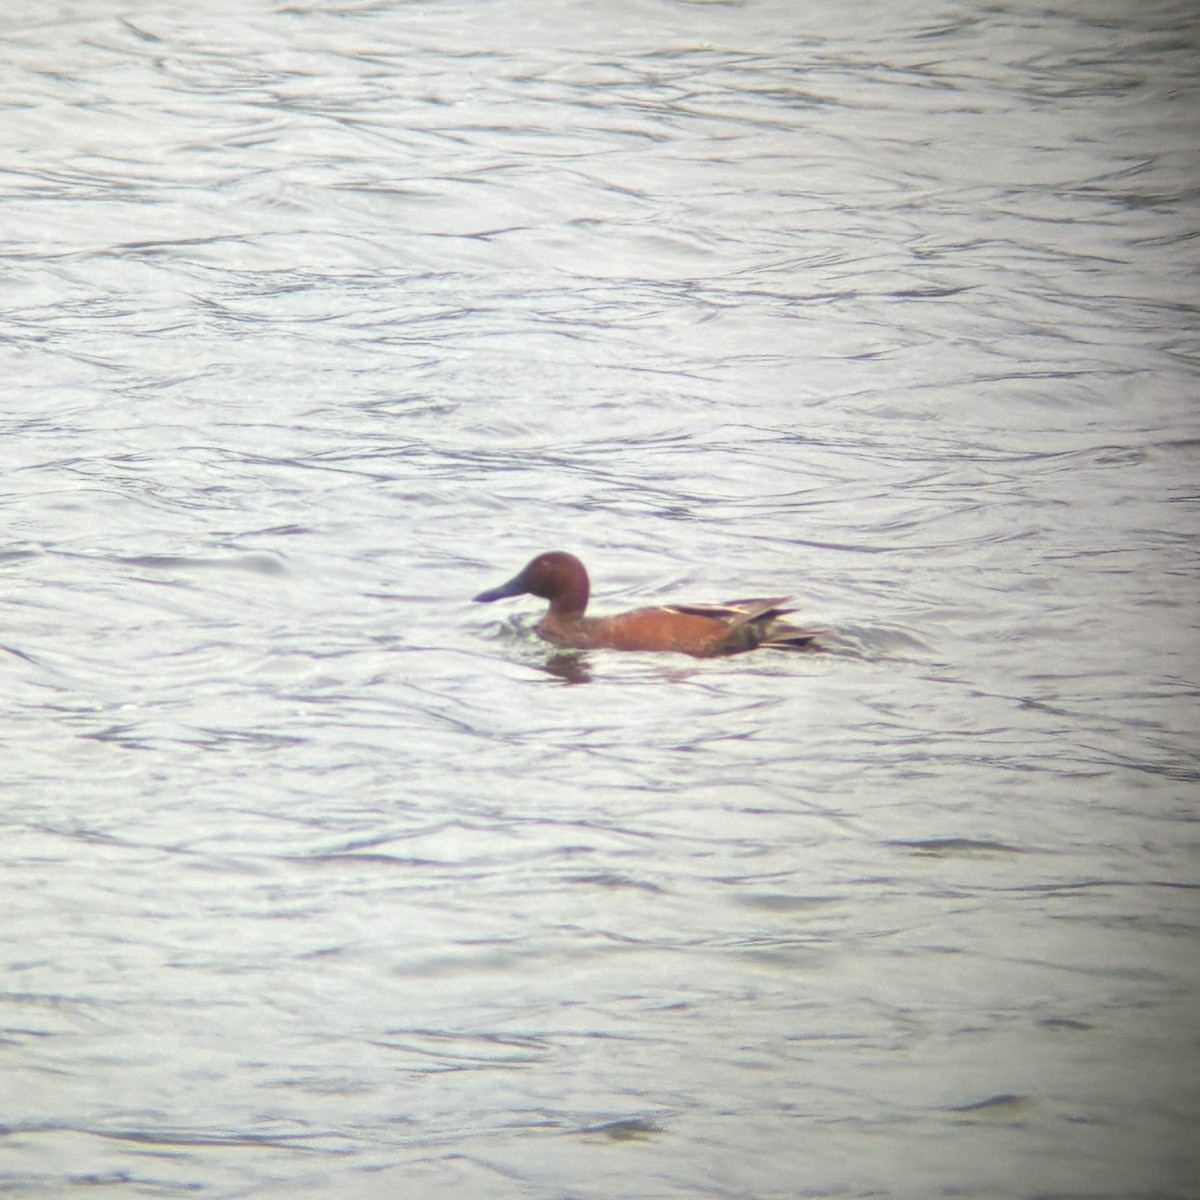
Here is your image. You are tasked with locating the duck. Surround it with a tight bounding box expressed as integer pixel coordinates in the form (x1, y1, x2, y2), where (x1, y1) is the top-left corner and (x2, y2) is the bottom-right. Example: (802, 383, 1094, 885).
(473, 551, 823, 656)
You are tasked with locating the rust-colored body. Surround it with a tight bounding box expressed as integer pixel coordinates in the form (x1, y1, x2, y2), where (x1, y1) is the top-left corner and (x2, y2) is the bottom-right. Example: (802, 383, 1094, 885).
(474, 551, 823, 657)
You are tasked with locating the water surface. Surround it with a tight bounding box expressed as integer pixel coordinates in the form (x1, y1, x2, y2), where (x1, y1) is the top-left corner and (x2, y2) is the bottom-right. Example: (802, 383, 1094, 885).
(2, 1, 1198, 1197)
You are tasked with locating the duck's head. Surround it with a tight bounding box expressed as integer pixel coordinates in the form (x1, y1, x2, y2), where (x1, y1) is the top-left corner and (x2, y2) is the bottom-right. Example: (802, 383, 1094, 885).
(474, 551, 590, 616)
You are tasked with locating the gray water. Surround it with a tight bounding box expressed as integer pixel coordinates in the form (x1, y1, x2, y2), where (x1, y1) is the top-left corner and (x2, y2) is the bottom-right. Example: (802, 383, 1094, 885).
(2, 1, 1198, 1197)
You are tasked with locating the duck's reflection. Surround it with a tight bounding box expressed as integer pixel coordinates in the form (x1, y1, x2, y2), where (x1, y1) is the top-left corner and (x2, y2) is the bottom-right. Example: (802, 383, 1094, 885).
(539, 651, 592, 684)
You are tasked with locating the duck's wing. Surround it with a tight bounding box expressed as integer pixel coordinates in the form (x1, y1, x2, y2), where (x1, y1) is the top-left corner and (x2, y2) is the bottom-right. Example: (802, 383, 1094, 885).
(664, 597, 827, 652)
(665, 596, 796, 621)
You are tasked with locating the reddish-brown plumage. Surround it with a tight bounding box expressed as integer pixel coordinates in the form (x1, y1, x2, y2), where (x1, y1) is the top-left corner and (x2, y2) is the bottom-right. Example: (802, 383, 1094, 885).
(473, 551, 823, 657)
